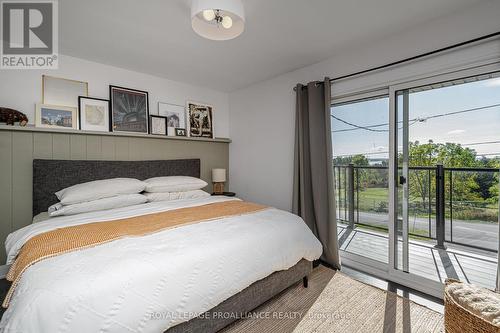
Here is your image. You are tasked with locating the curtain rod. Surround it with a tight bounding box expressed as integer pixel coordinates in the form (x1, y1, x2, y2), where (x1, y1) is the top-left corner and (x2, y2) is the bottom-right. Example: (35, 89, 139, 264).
(294, 31, 500, 91)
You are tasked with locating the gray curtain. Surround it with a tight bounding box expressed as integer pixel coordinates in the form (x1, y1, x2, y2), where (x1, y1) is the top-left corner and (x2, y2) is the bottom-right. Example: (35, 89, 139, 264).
(292, 77, 340, 269)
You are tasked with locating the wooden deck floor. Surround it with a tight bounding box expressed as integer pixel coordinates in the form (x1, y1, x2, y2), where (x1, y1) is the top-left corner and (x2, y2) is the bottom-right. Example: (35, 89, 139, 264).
(338, 224, 498, 290)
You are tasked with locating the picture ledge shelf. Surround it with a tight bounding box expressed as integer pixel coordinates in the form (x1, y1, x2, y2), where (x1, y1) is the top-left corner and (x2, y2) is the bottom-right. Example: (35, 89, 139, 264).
(0, 125, 231, 143)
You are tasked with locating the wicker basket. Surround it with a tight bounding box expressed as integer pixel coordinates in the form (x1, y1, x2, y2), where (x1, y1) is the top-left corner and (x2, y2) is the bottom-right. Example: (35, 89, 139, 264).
(444, 279, 500, 333)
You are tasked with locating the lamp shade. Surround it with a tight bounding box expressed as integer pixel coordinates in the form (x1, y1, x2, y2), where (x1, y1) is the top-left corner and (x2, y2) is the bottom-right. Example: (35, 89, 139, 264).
(191, 0, 245, 40)
(212, 168, 226, 182)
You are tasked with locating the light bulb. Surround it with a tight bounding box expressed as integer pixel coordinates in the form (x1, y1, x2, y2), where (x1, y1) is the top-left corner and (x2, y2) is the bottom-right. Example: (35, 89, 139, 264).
(202, 9, 215, 21)
(221, 15, 233, 29)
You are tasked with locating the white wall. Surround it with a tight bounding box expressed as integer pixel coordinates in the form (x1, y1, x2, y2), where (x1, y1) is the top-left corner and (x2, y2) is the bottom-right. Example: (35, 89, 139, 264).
(228, 1, 500, 211)
(0, 55, 230, 138)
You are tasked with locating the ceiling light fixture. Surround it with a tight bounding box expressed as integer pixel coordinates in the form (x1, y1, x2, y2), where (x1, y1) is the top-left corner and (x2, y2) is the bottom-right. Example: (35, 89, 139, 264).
(191, 0, 245, 41)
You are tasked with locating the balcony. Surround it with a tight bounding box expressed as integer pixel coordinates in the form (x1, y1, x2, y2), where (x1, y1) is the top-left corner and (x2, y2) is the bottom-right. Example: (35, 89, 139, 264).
(335, 164, 499, 290)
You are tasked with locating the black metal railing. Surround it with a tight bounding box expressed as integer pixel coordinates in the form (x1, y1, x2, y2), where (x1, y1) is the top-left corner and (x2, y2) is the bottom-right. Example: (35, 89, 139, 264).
(334, 164, 499, 252)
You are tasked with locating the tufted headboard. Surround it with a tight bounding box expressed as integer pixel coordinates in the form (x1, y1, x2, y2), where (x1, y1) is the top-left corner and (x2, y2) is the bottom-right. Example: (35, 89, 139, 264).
(33, 159, 201, 216)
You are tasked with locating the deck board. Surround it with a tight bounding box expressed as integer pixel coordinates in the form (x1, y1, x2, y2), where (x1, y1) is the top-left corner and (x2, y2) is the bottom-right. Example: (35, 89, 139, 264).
(338, 224, 497, 290)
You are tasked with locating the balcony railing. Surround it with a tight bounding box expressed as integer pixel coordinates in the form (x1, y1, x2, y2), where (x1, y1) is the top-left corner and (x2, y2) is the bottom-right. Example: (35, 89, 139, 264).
(334, 164, 499, 252)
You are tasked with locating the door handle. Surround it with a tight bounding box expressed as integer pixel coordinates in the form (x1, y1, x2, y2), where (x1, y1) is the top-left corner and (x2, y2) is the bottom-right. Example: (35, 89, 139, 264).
(399, 176, 407, 185)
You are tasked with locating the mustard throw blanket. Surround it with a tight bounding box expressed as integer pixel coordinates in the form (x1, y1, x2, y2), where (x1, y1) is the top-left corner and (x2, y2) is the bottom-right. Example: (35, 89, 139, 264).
(3, 201, 267, 307)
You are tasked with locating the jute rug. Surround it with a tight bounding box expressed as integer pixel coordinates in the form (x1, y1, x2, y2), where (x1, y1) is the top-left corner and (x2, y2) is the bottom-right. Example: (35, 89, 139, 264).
(221, 266, 444, 333)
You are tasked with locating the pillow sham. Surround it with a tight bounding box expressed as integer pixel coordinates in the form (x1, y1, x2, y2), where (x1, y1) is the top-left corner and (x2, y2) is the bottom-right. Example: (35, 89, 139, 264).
(55, 178, 146, 205)
(144, 190, 210, 202)
(144, 176, 207, 193)
(49, 194, 148, 217)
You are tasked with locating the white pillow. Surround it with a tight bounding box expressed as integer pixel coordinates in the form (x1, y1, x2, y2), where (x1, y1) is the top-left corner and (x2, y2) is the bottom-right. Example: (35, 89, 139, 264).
(144, 176, 207, 193)
(49, 194, 148, 217)
(56, 178, 146, 205)
(32, 212, 51, 224)
(144, 190, 210, 202)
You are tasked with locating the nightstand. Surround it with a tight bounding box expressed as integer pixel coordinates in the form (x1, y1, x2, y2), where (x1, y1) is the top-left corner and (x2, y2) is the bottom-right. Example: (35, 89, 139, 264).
(212, 192, 236, 197)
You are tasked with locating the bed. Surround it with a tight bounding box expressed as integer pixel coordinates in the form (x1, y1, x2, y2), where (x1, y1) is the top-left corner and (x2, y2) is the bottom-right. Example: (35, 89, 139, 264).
(0, 159, 322, 333)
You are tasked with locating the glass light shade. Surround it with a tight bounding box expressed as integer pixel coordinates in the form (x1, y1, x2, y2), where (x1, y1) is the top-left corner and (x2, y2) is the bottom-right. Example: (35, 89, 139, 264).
(202, 9, 215, 21)
(221, 16, 232, 29)
(191, 0, 245, 40)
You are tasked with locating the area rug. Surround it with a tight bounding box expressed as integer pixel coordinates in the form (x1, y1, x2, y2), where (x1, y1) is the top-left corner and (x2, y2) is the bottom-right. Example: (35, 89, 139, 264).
(221, 266, 444, 333)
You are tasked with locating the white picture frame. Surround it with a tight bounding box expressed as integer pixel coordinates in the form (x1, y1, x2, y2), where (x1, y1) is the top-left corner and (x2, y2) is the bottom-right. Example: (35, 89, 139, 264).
(186, 101, 214, 138)
(35, 104, 78, 129)
(42, 75, 88, 108)
(158, 102, 186, 132)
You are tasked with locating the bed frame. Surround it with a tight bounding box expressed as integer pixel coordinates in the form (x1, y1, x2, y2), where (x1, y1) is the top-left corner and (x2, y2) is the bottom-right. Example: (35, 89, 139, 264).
(32, 158, 312, 333)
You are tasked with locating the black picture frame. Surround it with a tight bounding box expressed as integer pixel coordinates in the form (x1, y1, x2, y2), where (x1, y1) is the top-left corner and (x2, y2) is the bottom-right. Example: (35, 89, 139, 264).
(109, 85, 149, 134)
(149, 115, 168, 136)
(78, 96, 110, 132)
(175, 128, 187, 136)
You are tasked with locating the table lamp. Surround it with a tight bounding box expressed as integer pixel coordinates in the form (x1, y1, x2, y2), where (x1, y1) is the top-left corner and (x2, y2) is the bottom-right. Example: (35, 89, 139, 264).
(212, 168, 226, 195)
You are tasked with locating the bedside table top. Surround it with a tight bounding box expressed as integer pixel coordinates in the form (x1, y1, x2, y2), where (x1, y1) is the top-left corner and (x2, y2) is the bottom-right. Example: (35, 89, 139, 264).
(212, 192, 236, 197)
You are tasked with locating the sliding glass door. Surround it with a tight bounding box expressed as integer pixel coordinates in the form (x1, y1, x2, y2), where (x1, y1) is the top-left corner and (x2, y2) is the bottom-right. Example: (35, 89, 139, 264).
(332, 63, 500, 297)
(388, 66, 500, 296)
(331, 92, 390, 268)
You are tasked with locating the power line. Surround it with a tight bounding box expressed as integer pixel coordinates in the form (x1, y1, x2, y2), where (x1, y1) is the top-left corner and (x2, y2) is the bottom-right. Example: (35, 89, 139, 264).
(420, 103, 500, 120)
(334, 148, 500, 158)
(330, 114, 388, 132)
(334, 151, 500, 158)
(462, 140, 500, 147)
(334, 140, 500, 158)
(331, 103, 500, 133)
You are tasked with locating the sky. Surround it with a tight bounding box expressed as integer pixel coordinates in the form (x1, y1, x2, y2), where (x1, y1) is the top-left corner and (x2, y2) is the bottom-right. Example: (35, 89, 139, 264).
(331, 76, 500, 160)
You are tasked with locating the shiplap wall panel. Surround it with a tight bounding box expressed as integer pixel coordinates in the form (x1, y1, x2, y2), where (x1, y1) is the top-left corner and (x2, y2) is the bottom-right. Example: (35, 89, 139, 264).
(11, 132, 33, 233)
(70, 135, 87, 160)
(115, 137, 129, 160)
(86, 136, 102, 160)
(128, 138, 144, 160)
(0, 129, 229, 263)
(101, 137, 115, 160)
(52, 134, 70, 159)
(33, 133, 53, 159)
(0, 132, 13, 261)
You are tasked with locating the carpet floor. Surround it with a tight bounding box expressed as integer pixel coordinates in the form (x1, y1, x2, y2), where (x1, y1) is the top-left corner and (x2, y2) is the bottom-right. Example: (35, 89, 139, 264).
(221, 266, 444, 333)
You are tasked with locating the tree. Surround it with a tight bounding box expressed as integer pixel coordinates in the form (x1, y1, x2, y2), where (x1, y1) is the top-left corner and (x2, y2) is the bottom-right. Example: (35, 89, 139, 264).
(407, 141, 483, 211)
(333, 154, 369, 166)
(351, 154, 369, 166)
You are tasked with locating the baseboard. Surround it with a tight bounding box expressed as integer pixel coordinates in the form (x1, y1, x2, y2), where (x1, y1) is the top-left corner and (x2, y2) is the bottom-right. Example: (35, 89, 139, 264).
(0, 265, 10, 279)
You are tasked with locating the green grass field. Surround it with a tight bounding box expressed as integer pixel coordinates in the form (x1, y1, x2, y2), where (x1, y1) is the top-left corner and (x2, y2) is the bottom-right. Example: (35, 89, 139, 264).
(338, 187, 498, 223)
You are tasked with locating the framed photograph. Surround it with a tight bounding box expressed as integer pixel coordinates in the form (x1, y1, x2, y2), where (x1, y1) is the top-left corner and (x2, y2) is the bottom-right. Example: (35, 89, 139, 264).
(175, 128, 187, 136)
(158, 102, 186, 129)
(186, 101, 214, 138)
(42, 75, 88, 108)
(35, 104, 78, 129)
(78, 97, 109, 132)
(149, 115, 167, 135)
(109, 85, 149, 133)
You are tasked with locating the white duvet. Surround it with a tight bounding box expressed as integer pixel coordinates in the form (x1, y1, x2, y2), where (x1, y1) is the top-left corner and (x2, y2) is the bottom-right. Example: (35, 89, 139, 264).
(0, 197, 322, 333)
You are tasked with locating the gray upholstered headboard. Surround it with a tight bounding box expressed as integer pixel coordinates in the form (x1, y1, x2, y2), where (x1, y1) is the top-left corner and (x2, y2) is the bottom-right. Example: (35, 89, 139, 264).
(33, 159, 201, 216)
